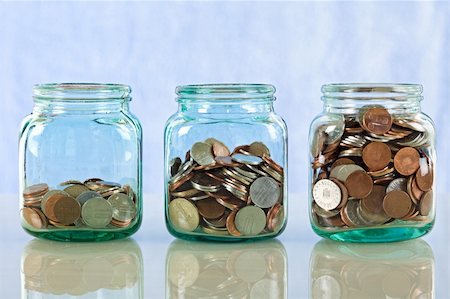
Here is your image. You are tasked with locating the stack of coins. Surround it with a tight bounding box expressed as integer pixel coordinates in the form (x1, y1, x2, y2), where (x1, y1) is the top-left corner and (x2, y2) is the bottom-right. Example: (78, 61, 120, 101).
(21, 179, 137, 230)
(168, 139, 285, 237)
(311, 106, 434, 230)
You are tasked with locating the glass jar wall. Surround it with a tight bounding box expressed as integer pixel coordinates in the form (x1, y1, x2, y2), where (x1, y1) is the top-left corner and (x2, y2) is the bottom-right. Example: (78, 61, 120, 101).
(309, 84, 435, 242)
(19, 83, 142, 241)
(164, 84, 287, 241)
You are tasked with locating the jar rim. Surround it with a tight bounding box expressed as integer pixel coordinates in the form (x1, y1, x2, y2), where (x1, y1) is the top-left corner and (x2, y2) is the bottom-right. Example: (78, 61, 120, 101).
(322, 83, 422, 95)
(33, 83, 131, 100)
(176, 84, 275, 101)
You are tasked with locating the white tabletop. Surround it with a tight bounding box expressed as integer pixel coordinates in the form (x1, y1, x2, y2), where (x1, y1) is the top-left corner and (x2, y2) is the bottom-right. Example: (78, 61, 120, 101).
(0, 194, 448, 299)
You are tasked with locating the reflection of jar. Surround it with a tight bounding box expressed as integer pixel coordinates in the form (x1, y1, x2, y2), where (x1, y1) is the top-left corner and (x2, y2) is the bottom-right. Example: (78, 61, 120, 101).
(310, 239, 434, 298)
(19, 83, 142, 241)
(309, 84, 435, 242)
(166, 239, 287, 298)
(21, 239, 143, 298)
(164, 84, 287, 241)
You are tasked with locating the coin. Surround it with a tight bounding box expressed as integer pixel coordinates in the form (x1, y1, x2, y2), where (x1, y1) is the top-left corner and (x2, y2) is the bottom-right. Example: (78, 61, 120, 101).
(81, 197, 113, 228)
(340, 200, 366, 227)
(53, 196, 81, 225)
(311, 130, 326, 158)
(195, 198, 226, 220)
(226, 209, 241, 236)
(249, 177, 280, 208)
(330, 158, 355, 171)
(211, 140, 231, 157)
(267, 203, 284, 232)
(108, 193, 137, 222)
(394, 147, 420, 176)
(232, 153, 263, 165)
(344, 170, 373, 198)
(23, 183, 49, 199)
(168, 198, 199, 232)
(76, 191, 102, 206)
(416, 164, 433, 192)
(63, 184, 90, 199)
(361, 185, 386, 214)
(362, 142, 391, 171)
(22, 208, 47, 229)
(419, 191, 433, 216)
(191, 142, 215, 166)
(383, 191, 412, 219)
(312, 179, 342, 211)
(386, 178, 407, 193)
(363, 107, 392, 134)
(170, 157, 182, 177)
(329, 164, 365, 182)
(235, 206, 266, 236)
(248, 142, 270, 157)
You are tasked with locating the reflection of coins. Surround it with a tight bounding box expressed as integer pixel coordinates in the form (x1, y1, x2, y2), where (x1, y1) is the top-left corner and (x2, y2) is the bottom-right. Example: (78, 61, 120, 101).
(81, 197, 113, 228)
(45, 260, 83, 294)
(234, 251, 266, 282)
(191, 142, 215, 166)
(82, 257, 114, 290)
(250, 177, 280, 208)
(108, 193, 137, 222)
(250, 278, 278, 299)
(312, 179, 341, 211)
(235, 206, 266, 236)
(168, 252, 199, 288)
(169, 198, 199, 232)
(312, 275, 342, 299)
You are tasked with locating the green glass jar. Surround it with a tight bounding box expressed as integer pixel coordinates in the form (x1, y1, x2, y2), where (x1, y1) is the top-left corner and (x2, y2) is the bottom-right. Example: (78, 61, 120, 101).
(22, 239, 143, 298)
(310, 239, 434, 298)
(166, 239, 287, 298)
(19, 83, 142, 241)
(309, 84, 436, 242)
(164, 84, 287, 241)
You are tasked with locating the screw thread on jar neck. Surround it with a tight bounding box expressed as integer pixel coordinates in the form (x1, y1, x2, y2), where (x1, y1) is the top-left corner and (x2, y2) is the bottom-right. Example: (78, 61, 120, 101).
(176, 84, 276, 114)
(322, 84, 423, 115)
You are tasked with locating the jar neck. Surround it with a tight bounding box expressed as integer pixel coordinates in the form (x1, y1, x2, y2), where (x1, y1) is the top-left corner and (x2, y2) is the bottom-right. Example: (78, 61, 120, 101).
(32, 83, 131, 114)
(322, 84, 423, 115)
(176, 84, 275, 114)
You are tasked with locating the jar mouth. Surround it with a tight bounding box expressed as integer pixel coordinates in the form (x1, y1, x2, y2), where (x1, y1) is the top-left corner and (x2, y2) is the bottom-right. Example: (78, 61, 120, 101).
(176, 84, 275, 101)
(33, 83, 131, 101)
(322, 83, 422, 101)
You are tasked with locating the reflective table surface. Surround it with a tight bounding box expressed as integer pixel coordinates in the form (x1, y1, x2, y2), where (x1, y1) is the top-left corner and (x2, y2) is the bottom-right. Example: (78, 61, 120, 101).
(0, 194, 448, 298)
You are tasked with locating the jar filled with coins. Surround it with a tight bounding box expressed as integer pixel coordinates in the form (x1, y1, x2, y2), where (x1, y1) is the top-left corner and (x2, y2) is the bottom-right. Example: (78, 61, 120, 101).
(19, 83, 142, 241)
(164, 84, 287, 241)
(309, 84, 435, 242)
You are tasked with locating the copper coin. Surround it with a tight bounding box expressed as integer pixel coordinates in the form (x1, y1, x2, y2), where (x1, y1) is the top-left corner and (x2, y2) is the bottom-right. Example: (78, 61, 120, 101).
(330, 178, 348, 208)
(317, 214, 345, 227)
(43, 193, 67, 221)
(53, 196, 81, 225)
(410, 176, 424, 204)
(215, 195, 245, 210)
(330, 158, 355, 171)
(195, 198, 226, 219)
(212, 141, 231, 157)
(344, 170, 373, 198)
(21, 208, 47, 229)
(215, 156, 238, 166)
(419, 191, 433, 216)
(226, 209, 241, 236)
(394, 147, 420, 176)
(363, 107, 392, 134)
(362, 142, 392, 171)
(23, 183, 49, 199)
(266, 203, 282, 231)
(383, 191, 412, 219)
(361, 185, 386, 214)
(416, 165, 433, 192)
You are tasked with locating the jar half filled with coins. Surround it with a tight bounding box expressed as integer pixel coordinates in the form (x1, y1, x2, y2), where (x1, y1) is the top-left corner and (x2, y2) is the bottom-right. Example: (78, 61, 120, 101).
(164, 84, 287, 241)
(309, 84, 435, 242)
(19, 83, 142, 241)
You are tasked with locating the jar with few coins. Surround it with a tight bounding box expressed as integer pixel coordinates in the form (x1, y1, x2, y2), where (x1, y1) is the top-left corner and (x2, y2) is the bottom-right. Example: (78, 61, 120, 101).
(309, 84, 435, 242)
(19, 83, 142, 241)
(164, 84, 287, 241)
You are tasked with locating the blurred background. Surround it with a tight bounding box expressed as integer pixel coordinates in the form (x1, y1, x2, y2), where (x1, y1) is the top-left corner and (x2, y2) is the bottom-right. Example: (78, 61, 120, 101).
(0, 1, 448, 195)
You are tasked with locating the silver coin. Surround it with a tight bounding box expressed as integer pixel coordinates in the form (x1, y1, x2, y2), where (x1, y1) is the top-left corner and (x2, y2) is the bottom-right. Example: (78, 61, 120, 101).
(310, 129, 326, 158)
(233, 167, 259, 180)
(313, 202, 340, 218)
(107, 193, 137, 222)
(232, 153, 263, 165)
(191, 142, 215, 166)
(312, 179, 342, 211)
(358, 202, 390, 225)
(249, 177, 280, 208)
(386, 178, 408, 193)
(76, 191, 102, 206)
(344, 200, 367, 227)
(329, 164, 365, 182)
(323, 116, 345, 144)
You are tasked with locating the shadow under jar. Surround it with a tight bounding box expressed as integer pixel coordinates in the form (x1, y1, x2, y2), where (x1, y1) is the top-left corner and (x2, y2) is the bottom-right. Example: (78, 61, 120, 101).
(164, 84, 288, 241)
(309, 84, 435, 243)
(19, 83, 142, 242)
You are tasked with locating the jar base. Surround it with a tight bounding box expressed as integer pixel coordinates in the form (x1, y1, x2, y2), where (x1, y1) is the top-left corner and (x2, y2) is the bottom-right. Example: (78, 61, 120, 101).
(312, 222, 433, 243)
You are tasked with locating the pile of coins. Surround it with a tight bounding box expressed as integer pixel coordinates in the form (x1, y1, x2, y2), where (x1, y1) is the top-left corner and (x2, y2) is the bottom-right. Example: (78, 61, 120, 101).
(167, 138, 285, 237)
(21, 179, 137, 230)
(311, 106, 434, 230)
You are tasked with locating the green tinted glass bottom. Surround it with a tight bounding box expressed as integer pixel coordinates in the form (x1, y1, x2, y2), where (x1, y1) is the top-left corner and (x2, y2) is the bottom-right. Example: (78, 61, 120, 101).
(22, 216, 142, 242)
(312, 222, 434, 243)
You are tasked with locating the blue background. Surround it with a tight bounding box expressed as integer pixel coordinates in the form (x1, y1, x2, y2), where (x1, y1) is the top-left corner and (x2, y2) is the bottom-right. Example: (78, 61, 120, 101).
(0, 1, 448, 194)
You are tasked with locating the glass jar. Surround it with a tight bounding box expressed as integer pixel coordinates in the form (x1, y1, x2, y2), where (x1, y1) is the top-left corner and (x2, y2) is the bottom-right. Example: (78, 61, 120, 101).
(309, 84, 435, 242)
(166, 239, 287, 298)
(19, 83, 142, 241)
(164, 84, 287, 241)
(310, 239, 434, 298)
(22, 239, 143, 298)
